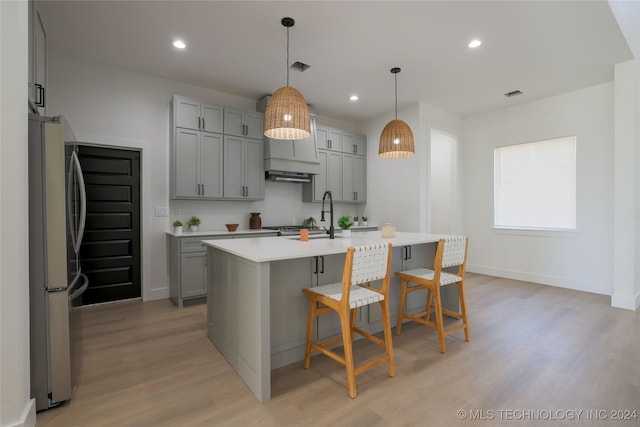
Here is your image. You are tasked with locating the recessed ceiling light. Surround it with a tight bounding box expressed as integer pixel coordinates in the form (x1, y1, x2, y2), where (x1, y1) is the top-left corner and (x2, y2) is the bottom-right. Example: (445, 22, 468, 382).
(468, 39, 482, 48)
(350, 95, 359, 101)
(173, 40, 186, 49)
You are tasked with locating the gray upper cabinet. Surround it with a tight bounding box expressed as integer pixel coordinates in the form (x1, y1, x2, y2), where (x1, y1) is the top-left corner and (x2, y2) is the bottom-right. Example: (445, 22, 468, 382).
(171, 96, 224, 199)
(342, 153, 366, 203)
(223, 136, 264, 200)
(173, 129, 224, 199)
(29, 2, 47, 114)
(224, 108, 264, 140)
(316, 125, 342, 152)
(303, 149, 342, 202)
(342, 132, 367, 155)
(175, 96, 223, 133)
(304, 125, 366, 203)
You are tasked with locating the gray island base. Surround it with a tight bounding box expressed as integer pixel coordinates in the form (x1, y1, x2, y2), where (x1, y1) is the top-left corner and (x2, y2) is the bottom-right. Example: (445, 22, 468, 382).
(203, 231, 458, 402)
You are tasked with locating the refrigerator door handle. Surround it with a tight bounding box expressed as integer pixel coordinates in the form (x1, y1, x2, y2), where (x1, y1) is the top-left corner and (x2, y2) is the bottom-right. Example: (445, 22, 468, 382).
(69, 273, 89, 302)
(69, 150, 87, 254)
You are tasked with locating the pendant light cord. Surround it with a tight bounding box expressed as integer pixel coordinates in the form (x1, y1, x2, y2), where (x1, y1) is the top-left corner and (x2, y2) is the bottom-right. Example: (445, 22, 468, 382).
(394, 72, 398, 120)
(286, 26, 290, 87)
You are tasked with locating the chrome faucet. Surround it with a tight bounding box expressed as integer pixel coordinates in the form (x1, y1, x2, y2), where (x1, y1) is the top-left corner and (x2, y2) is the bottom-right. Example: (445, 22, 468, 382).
(320, 190, 335, 239)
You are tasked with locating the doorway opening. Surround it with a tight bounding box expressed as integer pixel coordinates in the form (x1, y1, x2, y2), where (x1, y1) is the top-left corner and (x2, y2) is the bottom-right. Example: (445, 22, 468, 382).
(430, 129, 459, 234)
(77, 145, 141, 305)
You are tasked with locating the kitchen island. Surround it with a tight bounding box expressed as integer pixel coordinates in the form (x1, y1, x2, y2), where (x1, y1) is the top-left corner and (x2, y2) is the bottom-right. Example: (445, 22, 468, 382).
(203, 231, 456, 402)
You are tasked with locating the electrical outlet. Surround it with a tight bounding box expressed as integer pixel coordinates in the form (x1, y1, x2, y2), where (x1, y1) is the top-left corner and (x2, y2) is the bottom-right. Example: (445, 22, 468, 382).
(155, 207, 169, 217)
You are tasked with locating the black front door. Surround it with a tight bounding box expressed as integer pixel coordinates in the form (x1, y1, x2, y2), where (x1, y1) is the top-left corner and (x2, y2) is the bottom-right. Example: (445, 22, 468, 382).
(77, 145, 141, 305)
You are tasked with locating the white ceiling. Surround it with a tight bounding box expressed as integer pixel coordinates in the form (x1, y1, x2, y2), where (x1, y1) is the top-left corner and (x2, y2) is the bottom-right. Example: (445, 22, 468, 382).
(37, 0, 633, 123)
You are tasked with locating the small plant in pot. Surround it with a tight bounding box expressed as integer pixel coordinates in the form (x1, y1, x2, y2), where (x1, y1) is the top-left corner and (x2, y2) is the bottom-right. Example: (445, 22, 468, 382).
(353, 216, 359, 226)
(338, 215, 353, 237)
(172, 220, 183, 234)
(188, 216, 201, 232)
(362, 216, 368, 226)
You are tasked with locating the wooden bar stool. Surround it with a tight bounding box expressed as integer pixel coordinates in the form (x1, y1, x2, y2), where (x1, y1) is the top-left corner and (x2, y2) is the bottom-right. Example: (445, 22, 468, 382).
(302, 243, 395, 398)
(395, 236, 469, 353)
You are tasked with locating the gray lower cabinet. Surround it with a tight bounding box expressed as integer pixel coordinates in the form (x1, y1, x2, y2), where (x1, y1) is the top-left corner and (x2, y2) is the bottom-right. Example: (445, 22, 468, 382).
(169, 232, 277, 307)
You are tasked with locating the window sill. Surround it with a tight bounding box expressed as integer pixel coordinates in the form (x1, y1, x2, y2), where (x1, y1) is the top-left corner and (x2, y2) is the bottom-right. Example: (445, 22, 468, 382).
(492, 226, 578, 238)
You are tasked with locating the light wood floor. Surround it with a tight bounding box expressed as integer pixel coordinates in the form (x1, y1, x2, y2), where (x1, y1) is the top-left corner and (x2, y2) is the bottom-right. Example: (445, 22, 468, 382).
(36, 274, 639, 426)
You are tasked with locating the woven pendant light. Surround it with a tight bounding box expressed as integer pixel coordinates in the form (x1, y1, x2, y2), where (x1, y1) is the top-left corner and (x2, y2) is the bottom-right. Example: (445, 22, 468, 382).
(379, 67, 415, 158)
(264, 17, 311, 140)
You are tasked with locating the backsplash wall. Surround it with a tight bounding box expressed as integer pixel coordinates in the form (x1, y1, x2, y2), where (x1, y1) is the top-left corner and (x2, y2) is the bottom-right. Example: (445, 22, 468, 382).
(171, 180, 367, 230)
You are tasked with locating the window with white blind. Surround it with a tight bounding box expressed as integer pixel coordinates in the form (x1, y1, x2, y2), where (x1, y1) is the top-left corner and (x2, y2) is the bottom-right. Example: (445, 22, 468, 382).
(494, 136, 576, 230)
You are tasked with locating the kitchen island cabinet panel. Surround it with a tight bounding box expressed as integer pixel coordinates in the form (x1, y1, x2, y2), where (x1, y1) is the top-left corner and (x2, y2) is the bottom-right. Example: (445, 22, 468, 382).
(205, 232, 452, 402)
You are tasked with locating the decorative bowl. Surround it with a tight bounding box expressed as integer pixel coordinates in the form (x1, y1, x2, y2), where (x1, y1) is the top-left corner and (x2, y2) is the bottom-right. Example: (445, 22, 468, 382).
(225, 223, 239, 232)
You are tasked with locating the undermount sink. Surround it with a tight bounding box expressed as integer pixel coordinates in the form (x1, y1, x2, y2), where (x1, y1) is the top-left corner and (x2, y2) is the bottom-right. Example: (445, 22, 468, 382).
(285, 233, 339, 240)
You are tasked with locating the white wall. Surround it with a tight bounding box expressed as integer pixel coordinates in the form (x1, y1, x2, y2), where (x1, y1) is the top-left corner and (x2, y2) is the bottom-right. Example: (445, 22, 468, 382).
(609, 0, 640, 312)
(1, 2, 36, 427)
(363, 102, 462, 233)
(462, 83, 615, 295)
(430, 129, 459, 234)
(47, 53, 361, 301)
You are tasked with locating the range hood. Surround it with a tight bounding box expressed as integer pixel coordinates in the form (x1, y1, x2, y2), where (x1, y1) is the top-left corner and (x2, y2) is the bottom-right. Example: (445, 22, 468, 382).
(265, 170, 311, 183)
(258, 95, 321, 180)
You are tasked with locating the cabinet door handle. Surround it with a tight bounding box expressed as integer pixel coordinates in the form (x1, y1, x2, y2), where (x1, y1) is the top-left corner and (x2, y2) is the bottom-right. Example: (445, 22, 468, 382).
(408, 245, 412, 260)
(198, 117, 201, 130)
(201, 184, 205, 195)
(202, 117, 205, 130)
(35, 84, 45, 107)
(353, 145, 357, 154)
(328, 139, 331, 149)
(354, 191, 357, 201)
(314, 256, 319, 275)
(320, 256, 325, 274)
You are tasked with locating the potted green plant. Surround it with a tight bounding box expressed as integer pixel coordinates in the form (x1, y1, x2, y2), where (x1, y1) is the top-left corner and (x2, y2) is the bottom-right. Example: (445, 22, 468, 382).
(172, 220, 183, 234)
(303, 216, 317, 230)
(353, 216, 359, 226)
(362, 216, 368, 226)
(338, 215, 353, 237)
(188, 216, 201, 232)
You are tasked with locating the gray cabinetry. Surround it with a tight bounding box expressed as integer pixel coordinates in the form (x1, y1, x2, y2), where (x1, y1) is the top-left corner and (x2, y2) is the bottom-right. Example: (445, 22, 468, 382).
(302, 149, 342, 202)
(174, 96, 223, 133)
(171, 96, 224, 199)
(304, 126, 366, 203)
(169, 232, 277, 307)
(316, 125, 342, 152)
(224, 108, 264, 139)
(169, 235, 230, 308)
(223, 136, 264, 199)
(342, 132, 366, 155)
(174, 129, 223, 199)
(342, 153, 366, 203)
(29, 2, 47, 114)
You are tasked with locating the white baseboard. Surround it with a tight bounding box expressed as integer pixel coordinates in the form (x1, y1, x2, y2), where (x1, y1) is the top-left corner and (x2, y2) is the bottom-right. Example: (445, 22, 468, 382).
(8, 399, 36, 427)
(467, 264, 610, 295)
(144, 286, 169, 301)
(611, 291, 640, 311)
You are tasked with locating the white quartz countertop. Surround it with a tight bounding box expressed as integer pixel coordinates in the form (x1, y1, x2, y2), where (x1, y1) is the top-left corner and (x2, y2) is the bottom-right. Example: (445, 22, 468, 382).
(202, 231, 445, 262)
(166, 229, 278, 238)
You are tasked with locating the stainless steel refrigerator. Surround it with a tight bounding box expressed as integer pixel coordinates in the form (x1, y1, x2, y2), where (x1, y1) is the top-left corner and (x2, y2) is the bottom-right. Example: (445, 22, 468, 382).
(28, 113, 88, 411)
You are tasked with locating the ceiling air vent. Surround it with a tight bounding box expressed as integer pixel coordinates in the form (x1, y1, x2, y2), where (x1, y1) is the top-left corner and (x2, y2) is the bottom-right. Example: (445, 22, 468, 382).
(505, 90, 523, 97)
(290, 61, 311, 72)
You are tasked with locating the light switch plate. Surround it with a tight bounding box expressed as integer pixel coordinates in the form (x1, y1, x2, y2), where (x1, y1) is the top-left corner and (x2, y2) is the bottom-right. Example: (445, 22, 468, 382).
(155, 207, 169, 217)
